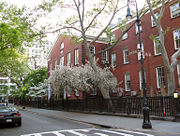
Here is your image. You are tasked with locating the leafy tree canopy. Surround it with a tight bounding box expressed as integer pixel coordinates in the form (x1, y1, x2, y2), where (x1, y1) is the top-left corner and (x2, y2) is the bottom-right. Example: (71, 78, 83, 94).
(24, 67, 48, 88)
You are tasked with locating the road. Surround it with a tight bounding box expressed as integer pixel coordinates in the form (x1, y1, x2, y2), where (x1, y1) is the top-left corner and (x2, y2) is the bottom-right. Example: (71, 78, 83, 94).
(0, 110, 177, 136)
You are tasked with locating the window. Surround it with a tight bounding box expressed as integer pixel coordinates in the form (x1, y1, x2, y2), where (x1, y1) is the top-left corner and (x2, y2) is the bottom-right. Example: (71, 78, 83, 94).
(139, 70, 146, 90)
(173, 28, 180, 49)
(67, 52, 71, 67)
(60, 56, 64, 68)
(137, 43, 144, 60)
(90, 46, 95, 61)
(54, 60, 57, 70)
(122, 32, 128, 40)
(151, 12, 159, 27)
(125, 73, 131, 91)
(101, 48, 109, 64)
(170, 2, 180, 18)
(111, 53, 116, 67)
(60, 42, 64, 50)
(135, 22, 142, 34)
(75, 48, 79, 65)
(156, 66, 165, 89)
(154, 36, 161, 55)
(177, 64, 180, 86)
(123, 48, 129, 64)
(67, 86, 71, 97)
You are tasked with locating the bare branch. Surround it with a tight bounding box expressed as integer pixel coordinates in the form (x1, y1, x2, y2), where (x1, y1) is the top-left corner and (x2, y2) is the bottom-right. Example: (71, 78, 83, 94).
(94, 6, 150, 56)
(89, 0, 119, 47)
(85, 1, 108, 32)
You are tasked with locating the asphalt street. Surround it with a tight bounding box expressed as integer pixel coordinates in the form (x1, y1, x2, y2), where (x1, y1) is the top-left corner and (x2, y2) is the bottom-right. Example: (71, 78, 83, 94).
(0, 109, 178, 136)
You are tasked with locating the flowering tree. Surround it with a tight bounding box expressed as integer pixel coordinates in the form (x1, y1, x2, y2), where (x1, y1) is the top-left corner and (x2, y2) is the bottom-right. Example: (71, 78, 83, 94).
(49, 63, 118, 96)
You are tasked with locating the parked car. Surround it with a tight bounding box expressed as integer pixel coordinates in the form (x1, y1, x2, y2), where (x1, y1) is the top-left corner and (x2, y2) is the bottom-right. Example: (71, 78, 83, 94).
(0, 103, 6, 107)
(0, 106, 21, 126)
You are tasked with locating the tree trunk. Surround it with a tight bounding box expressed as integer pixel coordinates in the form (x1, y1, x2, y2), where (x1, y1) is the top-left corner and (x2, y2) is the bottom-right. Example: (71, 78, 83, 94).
(159, 28, 175, 95)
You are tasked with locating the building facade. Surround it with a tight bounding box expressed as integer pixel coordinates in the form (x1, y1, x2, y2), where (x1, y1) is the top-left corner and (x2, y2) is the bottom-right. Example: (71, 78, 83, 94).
(48, 0, 180, 99)
(24, 42, 51, 70)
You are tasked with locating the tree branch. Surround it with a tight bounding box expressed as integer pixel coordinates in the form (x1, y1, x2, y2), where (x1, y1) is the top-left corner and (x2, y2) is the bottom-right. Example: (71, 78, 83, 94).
(85, 1, 108, 33)
(89, 0, 119, 47)
(171, 48, 180, 71)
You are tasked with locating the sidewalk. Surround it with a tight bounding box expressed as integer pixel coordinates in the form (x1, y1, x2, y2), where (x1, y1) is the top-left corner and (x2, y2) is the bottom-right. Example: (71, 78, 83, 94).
(16, 105, 180, 134)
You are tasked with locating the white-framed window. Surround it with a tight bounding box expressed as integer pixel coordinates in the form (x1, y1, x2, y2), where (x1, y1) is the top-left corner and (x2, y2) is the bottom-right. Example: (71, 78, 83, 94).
(67, 86, 71, 97)
(139, 70, 146, 90)
(49, 63, 52, 73)
(60, 56, 64, 68)
(123, 48, 129, 64)
(125, 73, 131, 91)
(156, 66, 165, 89)
(170, 2, 180, 18)
(75, 48, 79, 65)
(151, 12, 159, 27)
(173, 28, 180, 49)
(67, 52, 71, 67)
(111, 53, 116, 67)
(54, 60, 57, 70)
(60, 42, 64, 50)
(177, 64, 180, 86)
(154, 36, 161, 55)
(135, 22, 142, 34)
(137, 43, 144, 60)
(101, 48, 109, 64)
(122, 32, 128, 40)
(90, 46, 95, 61)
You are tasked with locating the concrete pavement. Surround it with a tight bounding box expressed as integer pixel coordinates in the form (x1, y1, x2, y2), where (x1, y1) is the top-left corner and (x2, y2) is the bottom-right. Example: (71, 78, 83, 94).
(15, 105, 180, 135)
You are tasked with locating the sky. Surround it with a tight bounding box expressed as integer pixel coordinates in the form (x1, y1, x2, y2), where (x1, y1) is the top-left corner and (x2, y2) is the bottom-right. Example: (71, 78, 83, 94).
(2, 0, 146, 43)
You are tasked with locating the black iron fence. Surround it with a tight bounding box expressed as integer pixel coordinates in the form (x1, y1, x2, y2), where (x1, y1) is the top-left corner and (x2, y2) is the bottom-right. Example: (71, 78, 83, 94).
(15, 96, 179, 118)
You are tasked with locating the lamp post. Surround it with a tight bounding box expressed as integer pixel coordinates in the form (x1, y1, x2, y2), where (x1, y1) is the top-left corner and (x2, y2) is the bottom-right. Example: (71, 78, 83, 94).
(126, 0, 152, 129)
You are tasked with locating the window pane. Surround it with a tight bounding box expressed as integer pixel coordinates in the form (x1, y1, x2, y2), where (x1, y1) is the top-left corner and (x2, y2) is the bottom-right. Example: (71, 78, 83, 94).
(156, 67, 165, 88)
(174, 29, 180, 49)
(170, 3, 180, 18)
(154, 36, 161, 55)
(111, 53, 116, 67)
(75, 48, 79, 65)
(125, 73, 130, 91)
(123, 48, 129, 64)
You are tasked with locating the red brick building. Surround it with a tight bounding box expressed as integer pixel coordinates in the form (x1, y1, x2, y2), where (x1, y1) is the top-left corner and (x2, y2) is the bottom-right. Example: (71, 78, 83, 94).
(48, 0, 180, 99)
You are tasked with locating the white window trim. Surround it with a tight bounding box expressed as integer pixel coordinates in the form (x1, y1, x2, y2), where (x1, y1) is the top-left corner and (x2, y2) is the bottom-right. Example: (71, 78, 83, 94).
(60, 56, 64, 68)
(122, 32, 128, 40)
(67, 52, 71, 67)
(173, 28, 180, 50)
(54, 60, 57, 70)
(137, 43, 144, 60)
(156, 66, 165, 89)
(101, 49, 109, 64)
(125, 73, 131, 92)
(139, 70, 146, 90)
(135, 22, 142, 34)
(111, 53, 116, 67)
(90, 46, 96, 62)
(123, 48, 129, 64)
(154, 36, 161, 56)
(170, 2, 180, 18)
(75, 48, 79, 65)
(60, 42, 64, 50)
(151, 12, 159, 27)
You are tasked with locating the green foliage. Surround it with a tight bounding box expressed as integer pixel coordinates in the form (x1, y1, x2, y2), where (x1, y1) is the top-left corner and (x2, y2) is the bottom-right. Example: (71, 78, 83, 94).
(24, 67, 48, 88)
(149, 34, 156, 40)
(164, 26, 170, 35)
